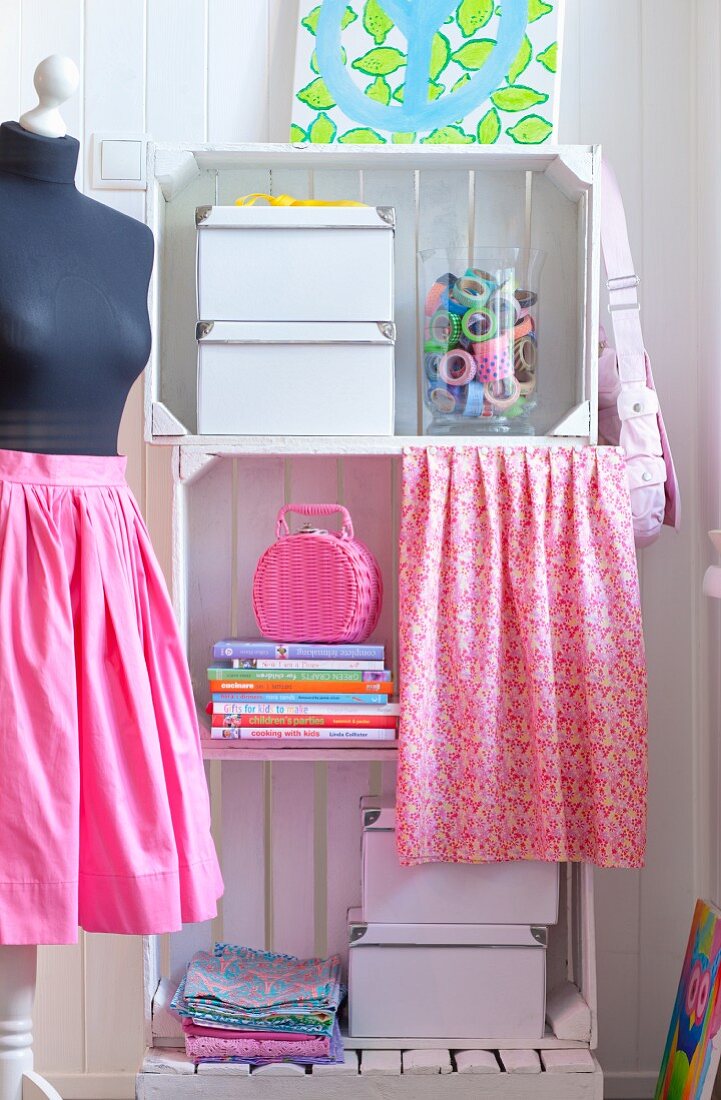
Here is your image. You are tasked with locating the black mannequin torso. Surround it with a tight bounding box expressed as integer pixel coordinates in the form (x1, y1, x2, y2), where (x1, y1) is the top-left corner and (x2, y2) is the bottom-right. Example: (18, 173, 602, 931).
(0, 122, 153, 455)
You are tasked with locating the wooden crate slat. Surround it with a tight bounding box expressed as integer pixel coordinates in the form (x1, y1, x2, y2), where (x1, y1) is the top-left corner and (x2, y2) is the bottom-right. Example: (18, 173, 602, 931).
(312, 1050, 360, 1075)
(270, 762, 317, 957)
(220, 761, 267, 950)
(251, 1062, 308, 1076)
(498, 1049, 542, 1074)
(325, 762, 372, 971)
(402, 1049, 453, 1075)
(360, 1050, 402, 1076)
(151, 979, 183, 1042)
(137, 1052, 605, 1099)
(545, 981, 593, 1043)
(529, 170, 583, 434)
(472, 169, 528, 253)
(158, 171, 215, 433)
(541, 1049, 597, 1074)
(215, 168, 272, 206)
(454, 1050, 501, 1074)
(142, 1048, 194, 1075)
(340, 455, 396, 662)
(197, 1062, 250, 1075)
(203, 743, 399, 763)
(360, 169, 419, 436)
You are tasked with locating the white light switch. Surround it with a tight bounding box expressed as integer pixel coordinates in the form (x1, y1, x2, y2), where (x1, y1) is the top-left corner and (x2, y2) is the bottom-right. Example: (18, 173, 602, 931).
(101, 139, 142, 181)
(92, 132, 148, 190)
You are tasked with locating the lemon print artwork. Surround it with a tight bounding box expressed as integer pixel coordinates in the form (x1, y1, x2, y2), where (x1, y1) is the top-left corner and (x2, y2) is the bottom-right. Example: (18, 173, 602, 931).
(292, 0, 564, 144)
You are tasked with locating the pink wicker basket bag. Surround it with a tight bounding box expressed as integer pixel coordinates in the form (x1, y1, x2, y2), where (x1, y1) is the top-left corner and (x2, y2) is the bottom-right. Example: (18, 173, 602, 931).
(252, 503, 383, 644)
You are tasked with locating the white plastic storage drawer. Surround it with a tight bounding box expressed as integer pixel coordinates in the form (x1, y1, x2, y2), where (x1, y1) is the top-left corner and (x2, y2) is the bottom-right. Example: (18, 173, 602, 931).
(361, 796, 559, 925)
(197, 321, 395, 436)
(196, 205, 395, 323)
(347, 910, 547, 1040)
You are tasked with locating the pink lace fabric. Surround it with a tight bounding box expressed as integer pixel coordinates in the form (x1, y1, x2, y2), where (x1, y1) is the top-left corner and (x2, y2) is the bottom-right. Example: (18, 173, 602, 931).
(396, 446, 647, 869)
(185, 1033, 330, 1061)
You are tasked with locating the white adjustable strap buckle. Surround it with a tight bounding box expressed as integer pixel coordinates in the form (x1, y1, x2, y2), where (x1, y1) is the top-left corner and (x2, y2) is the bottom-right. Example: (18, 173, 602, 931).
(607, 273, 641, 313)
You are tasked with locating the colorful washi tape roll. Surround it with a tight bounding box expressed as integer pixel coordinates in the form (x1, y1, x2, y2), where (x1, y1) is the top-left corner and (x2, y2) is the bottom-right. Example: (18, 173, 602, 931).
(461, 307, 498, 344)
(451, 273, 494, 311)
(473, 334, 513, 383)
(429, 309, 462, 347)
(484, 376, 521, 410)
(425, 273, 456, 317)
(438, 349, 476, 386)
(513, 314, 534, 341)
(425, 352, 444, 383)
(429, 385, 463, 413)
(462, 380, 485, 418)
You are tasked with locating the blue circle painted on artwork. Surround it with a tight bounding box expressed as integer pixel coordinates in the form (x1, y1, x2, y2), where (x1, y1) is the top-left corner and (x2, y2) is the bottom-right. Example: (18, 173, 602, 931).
(316, 0, 529, 134)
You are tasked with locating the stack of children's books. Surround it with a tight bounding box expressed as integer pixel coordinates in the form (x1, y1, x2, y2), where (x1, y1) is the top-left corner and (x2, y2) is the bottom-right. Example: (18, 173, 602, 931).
(207, 639, 398, 745)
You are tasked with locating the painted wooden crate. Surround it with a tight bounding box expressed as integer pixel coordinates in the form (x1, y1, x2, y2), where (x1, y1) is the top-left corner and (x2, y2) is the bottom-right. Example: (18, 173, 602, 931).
(140, 446, 599, 1100)
(144, 143, 600, 447)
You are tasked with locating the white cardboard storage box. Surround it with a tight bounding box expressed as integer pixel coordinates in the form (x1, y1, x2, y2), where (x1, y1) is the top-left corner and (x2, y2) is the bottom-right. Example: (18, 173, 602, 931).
(196, 204, 395, 323)
(347, 909, 547, 1041)
(196, 321, 395, 436)
(361, 796, 559, 925)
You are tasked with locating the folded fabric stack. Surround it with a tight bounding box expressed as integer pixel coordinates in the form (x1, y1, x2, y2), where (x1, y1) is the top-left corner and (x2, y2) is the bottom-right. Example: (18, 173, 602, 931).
(171, 943, 345, 1067)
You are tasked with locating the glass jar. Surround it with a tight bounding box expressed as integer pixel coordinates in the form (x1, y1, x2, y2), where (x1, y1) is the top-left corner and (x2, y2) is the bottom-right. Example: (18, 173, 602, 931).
(419, 248, 546, 435)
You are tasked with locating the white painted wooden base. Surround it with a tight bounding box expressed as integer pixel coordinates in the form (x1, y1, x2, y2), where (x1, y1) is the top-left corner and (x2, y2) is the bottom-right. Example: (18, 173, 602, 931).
(137, 1049, 604, 1099)
(0, 947, 63, 1100)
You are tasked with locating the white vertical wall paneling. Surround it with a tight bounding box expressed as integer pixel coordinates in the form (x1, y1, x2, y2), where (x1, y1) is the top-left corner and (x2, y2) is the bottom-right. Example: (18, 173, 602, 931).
(81, 0, 148, 1078)
(84, 1, 147, 493)
(0, 0, 22, 123)
(207, 0, 269, 142)
(695, 0, 721, 915)
(19, 0, 84, 186)
(556, 9, 647, 1090)
(2, 1, 706, 1095)
(637, 0, 698, 1083)
(146, 0, 207, 143)
(556, 0, 580, 144)
(268, 0, 300, 141)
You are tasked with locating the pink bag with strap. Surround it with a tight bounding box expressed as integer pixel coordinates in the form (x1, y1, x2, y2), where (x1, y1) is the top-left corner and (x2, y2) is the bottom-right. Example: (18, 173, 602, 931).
(598, 160, 680, 547)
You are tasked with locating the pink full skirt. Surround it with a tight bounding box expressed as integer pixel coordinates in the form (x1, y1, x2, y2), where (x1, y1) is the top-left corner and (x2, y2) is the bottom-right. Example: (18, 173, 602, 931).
(0, 448, 223, 944)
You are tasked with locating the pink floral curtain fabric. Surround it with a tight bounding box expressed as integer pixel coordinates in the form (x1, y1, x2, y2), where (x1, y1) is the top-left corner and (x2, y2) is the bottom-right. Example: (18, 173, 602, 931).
(396, 446, 647, 870)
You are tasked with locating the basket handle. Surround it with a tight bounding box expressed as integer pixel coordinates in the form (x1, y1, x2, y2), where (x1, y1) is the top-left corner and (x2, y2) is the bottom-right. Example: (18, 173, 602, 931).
(276, 503, 355, 540)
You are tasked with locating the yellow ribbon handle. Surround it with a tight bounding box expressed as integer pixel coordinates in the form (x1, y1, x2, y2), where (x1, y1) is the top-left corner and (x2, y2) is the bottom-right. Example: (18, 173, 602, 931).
(235, 192, 366, 208)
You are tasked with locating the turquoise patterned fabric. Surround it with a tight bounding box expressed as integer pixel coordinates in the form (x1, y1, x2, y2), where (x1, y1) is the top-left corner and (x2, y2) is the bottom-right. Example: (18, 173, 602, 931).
(171, 944, 345, 1036)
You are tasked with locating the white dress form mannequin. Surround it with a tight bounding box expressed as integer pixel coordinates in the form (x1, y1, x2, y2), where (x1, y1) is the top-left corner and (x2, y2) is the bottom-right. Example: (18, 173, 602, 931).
(19, 56, 79, 138)
(0, 55, 77, 1100)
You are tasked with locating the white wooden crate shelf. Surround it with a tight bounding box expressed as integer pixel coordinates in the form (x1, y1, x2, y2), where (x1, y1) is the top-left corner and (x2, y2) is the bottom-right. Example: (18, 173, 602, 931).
(145, 142, 600, 447)
(162, 433, 596, 456)
(201, 742, 398, 763)
(138, 1046, 603, 1099)
(141, 143, 603, 1100)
